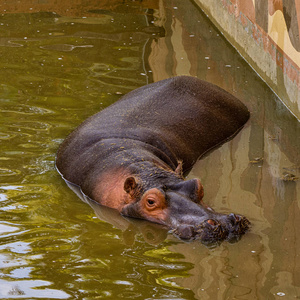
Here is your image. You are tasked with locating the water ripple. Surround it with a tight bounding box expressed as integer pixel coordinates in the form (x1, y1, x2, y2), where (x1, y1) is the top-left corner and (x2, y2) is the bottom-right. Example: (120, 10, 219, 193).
(0, 279, 71, 298)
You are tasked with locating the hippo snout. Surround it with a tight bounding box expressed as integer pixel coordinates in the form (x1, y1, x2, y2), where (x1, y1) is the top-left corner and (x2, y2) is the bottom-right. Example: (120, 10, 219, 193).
(172, 213, 250, 245)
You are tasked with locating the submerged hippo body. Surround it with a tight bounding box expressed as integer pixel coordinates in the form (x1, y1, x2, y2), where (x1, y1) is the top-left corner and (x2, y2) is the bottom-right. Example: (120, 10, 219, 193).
(56, 76, 250, 244)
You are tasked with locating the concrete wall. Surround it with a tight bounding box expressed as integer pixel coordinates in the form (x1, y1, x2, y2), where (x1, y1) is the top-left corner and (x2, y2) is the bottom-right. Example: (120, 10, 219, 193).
(193, 0, 300, 120)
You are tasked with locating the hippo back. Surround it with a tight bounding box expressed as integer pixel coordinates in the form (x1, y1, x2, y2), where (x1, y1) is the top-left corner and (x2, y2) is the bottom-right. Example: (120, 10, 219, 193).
(57, 76, 249, 185)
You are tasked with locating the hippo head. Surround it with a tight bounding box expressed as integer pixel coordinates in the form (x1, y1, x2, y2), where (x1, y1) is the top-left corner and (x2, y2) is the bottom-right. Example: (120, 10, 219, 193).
(121, 177, 250, 245)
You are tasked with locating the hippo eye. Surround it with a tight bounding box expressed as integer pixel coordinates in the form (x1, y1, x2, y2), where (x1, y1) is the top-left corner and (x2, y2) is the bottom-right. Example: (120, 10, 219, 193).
(142, 189, 166, 211)
(147, 199, 155, 206)
(145, 199, 158, 211)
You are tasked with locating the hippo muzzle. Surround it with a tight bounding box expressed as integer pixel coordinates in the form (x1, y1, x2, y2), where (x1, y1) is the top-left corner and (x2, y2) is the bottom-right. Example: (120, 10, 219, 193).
(165, 191, 250, 244)
(172, 212, 250, 244)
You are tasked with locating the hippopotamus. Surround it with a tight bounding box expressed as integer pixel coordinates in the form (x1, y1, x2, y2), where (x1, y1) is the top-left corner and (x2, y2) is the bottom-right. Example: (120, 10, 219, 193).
(56, 76, 250, 244)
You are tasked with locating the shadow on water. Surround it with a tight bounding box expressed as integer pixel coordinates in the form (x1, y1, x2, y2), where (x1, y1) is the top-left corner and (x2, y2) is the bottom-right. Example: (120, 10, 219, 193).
(0, 0, 299, 299)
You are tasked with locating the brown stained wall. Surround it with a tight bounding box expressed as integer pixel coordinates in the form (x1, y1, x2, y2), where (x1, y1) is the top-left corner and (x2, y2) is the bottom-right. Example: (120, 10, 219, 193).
(194, 0, 300, 120)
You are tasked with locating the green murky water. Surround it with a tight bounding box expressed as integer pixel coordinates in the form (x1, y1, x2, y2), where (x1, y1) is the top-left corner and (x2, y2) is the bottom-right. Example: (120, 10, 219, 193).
(0, 0, 299, 299)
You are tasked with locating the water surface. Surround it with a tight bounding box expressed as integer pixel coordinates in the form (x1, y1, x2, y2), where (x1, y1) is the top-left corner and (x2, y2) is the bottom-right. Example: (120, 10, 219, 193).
(0, 0, 299, 299)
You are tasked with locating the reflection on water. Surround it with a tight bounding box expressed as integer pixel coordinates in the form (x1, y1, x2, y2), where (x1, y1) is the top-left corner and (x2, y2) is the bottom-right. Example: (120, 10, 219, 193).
(64, 179, 169, 246)
(0, 0, 299, 299)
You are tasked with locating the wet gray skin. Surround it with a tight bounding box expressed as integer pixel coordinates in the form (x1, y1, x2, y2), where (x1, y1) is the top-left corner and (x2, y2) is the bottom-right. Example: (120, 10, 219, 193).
(164, 186, 249, 244)
(121, 178, 250, 245)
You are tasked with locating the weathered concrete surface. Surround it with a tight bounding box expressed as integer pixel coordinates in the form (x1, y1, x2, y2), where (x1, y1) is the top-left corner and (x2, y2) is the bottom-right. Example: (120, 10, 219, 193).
(193, 0, 300, 120)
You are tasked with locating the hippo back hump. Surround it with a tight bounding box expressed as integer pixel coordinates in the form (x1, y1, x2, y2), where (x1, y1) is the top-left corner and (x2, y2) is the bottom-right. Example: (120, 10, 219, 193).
(81, 76, 249, 167)
(57, 76, 249, 180)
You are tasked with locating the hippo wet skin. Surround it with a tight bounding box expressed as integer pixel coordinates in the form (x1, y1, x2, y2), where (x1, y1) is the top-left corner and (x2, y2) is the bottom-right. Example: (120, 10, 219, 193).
(56, 76, 250, 244)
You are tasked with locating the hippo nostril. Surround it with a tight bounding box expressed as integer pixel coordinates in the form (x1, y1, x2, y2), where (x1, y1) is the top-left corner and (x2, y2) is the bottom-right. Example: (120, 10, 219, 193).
(206, 219, 217, 226)
(235, 215, 241, 222)
(205, 219, 223, 234)
(228, 213, 239, 225)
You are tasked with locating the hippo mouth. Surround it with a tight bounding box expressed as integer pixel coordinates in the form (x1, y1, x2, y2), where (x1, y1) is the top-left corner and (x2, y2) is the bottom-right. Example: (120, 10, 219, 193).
(171, 213, 251, 246)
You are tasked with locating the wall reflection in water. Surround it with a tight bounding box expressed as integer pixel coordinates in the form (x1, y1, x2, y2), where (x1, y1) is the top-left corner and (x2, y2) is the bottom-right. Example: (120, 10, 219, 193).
(147, 1, 300, 299)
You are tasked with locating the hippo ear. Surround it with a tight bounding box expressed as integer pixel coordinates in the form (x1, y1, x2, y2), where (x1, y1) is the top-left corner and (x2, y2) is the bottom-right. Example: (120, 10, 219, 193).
(195, 179, 204, 201)
(186, 178, 204, 202)
(124, 177, 138, 197)
(175, 160, 183, 177)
